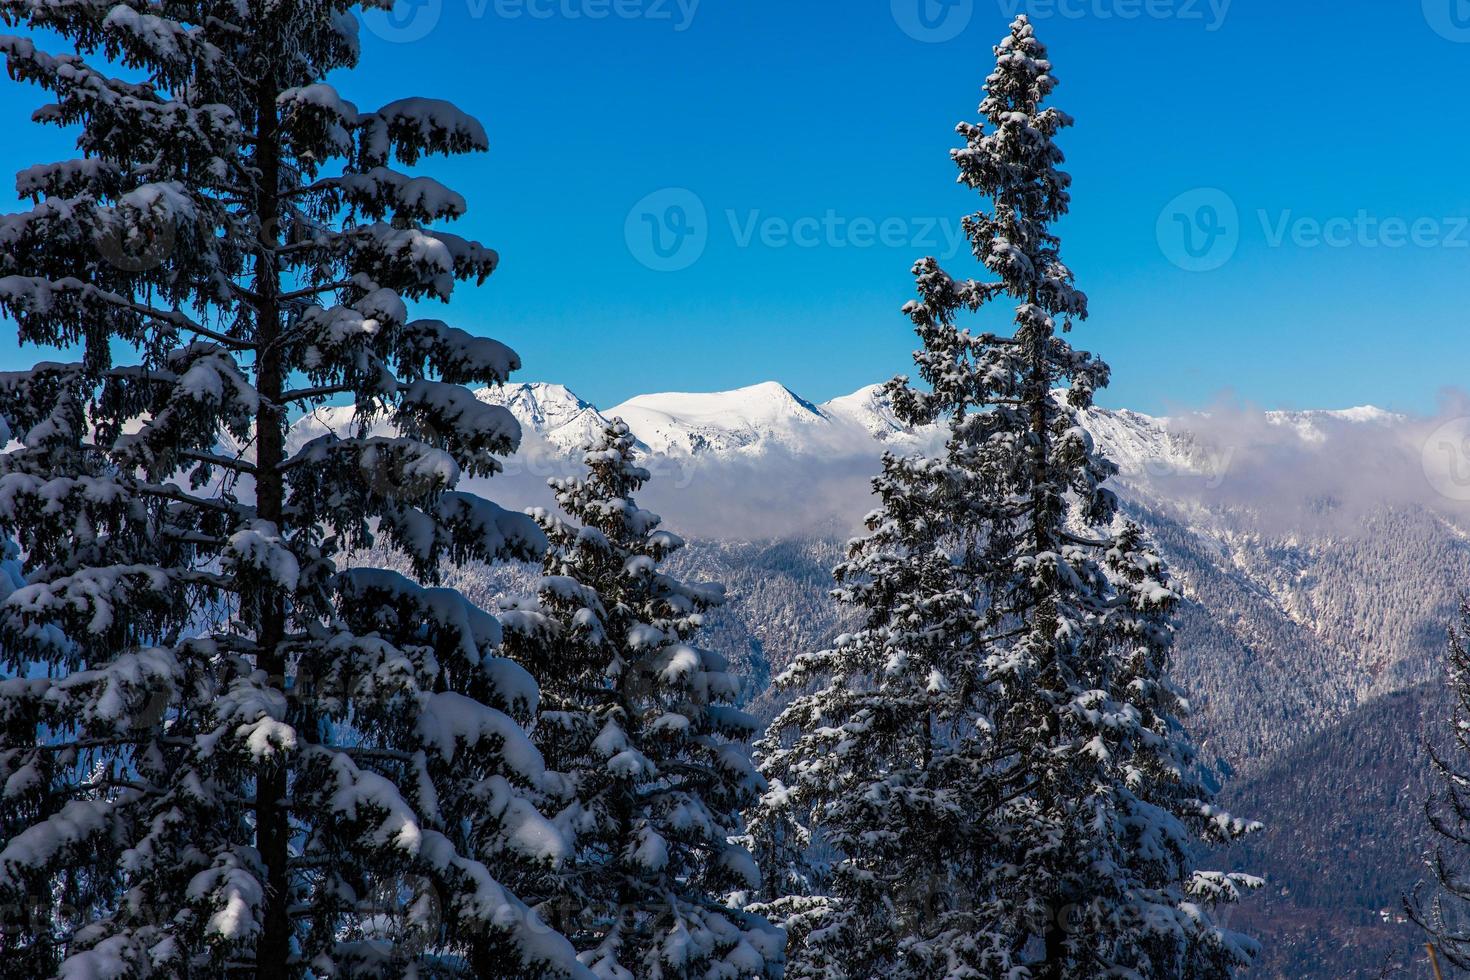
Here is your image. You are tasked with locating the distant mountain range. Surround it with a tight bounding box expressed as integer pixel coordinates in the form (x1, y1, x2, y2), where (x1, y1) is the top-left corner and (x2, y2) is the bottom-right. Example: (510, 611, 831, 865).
(493, 379, 924, 458)
(304, 380, 1466, 979)
(288, 379, 920, 460)
(293, 376, 1405, 472)
(486, 379, 1405, 465)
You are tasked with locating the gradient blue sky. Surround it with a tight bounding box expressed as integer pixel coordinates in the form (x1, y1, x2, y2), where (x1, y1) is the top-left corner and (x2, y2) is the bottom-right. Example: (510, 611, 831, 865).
(2, 0, 1469, 414)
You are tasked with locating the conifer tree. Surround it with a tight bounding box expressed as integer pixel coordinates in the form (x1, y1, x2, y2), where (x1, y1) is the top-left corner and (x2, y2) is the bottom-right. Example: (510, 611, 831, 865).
(0, 3, 586, 976)
(756, 16, 1259, 979)
(500, 421, 785, 979)
(1410, 602, 1470, 969)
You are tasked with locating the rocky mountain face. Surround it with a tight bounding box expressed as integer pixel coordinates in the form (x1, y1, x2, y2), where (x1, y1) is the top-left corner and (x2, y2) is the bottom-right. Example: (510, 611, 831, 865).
(302, 380, 1468, 978)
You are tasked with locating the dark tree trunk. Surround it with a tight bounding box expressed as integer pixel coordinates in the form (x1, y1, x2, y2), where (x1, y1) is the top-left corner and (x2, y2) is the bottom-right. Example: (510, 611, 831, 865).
(252, 58, 291, 980)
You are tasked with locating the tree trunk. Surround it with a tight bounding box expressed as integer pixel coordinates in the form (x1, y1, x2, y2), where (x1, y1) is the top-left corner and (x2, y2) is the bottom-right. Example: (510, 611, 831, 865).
(1027, 287, 1066, 980)
(1041, 922, 1066, 980)
(252, 59, 291, 979)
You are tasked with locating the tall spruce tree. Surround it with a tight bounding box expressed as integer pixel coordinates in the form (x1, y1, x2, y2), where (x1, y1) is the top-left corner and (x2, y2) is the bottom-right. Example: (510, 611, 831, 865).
(1410, 602, 1470, 968)
(499, 421, 785, 979)
(0, 3, 588, 976)
(755, 16, 1259, 979)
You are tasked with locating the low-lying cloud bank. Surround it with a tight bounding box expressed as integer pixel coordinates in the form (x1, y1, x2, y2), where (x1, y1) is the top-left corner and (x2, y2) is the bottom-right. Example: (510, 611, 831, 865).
(463, 434, 890, 541)
(461, 392, 1470, 543)
(1146, 392, 1470, 536)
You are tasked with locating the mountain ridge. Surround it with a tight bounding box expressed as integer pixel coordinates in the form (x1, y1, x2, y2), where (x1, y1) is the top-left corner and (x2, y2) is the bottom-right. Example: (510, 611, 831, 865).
(289, 377, 1403, 480)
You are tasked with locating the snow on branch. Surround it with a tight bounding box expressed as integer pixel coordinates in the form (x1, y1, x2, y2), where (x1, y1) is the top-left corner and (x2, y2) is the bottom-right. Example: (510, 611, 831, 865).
(360, 98, 489, 167)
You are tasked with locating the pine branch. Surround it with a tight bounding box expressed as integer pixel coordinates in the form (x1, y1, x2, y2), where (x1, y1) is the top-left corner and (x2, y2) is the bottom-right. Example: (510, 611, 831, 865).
(277, 281, 353, 304)
(180, 449, 257, 475)
(31, 736, 193, 753)
(135, 482, 241, 516)
(1060, 531, 1113, 548)
(161, 528, 229, 548)
(280, 383, 356, 404)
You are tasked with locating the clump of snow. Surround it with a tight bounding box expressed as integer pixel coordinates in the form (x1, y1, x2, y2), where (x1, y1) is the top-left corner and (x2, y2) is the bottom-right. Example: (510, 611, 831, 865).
(226, 521, 300, 592)
(415, 691, 544, 779)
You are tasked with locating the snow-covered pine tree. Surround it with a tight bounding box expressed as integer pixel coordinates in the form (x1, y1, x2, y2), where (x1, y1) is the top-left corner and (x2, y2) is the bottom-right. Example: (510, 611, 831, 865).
(756, 15, 1259, 979)
(498, 420, 784, 979)
(1409, 602, 1470, 968)
(0, 3, 588, 977)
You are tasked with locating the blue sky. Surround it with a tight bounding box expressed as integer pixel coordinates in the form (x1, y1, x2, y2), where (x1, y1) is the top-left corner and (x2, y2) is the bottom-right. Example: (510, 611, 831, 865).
(3, 1, 1470, 414)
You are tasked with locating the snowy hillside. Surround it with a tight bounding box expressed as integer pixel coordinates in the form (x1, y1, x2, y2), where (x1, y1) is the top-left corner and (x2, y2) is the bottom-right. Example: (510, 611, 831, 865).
(297, 377, 1456, 760)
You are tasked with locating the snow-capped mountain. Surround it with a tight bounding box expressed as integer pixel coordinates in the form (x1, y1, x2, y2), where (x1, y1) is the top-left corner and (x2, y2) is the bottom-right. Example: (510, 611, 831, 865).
(818, 382, 921, 443)
(603, 381, 858, 458)
(1264, 404, 1404, 442)
(285, 402, 362, 455)
(284, 382, 611, 456)
(1072, 406, 1203, 484)
(437, 378, 1252, 493)
(476, 382, 612, 453)
(400, 378, 1183, 468)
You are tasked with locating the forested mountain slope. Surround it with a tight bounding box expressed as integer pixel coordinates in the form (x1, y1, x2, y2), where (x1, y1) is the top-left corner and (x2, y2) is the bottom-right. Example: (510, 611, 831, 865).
(1222, 682, 1448, 978)
(322, 379, 1470, 978)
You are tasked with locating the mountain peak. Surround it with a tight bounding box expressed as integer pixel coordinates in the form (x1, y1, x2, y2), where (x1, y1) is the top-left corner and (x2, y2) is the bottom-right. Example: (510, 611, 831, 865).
(821, 382, 916, 443)
(605, 381, 833, 457)
(614, 380, 823, 417)
(476, 381, 610, 452)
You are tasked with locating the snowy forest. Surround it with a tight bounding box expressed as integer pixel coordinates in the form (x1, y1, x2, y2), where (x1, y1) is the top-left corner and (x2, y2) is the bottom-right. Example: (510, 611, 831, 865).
(0, 3, 1466, 979)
